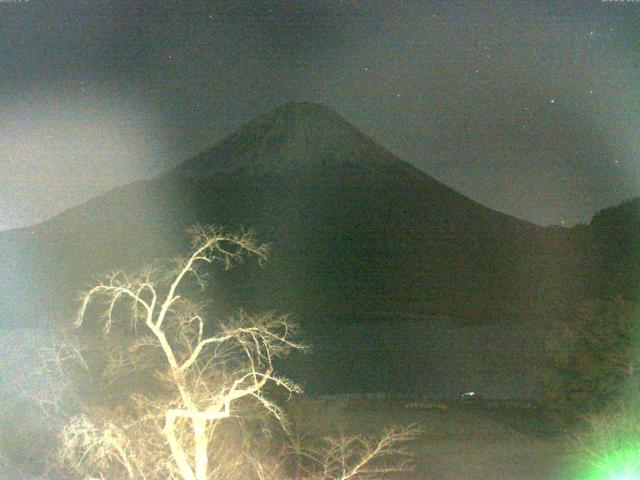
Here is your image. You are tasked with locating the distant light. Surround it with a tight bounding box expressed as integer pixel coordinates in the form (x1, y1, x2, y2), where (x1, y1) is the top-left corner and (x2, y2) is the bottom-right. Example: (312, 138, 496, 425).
(580, 447, 640, 480)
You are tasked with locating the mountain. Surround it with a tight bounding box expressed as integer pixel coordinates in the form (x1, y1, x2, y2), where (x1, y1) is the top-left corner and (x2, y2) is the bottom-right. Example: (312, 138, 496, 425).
(0, 102, 587, 331)
(4, 101, 630, 397)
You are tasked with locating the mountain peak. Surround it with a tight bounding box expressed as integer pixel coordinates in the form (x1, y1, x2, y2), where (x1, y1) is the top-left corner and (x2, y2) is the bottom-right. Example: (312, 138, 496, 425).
(278, 100, 335, 115)
(177, 101, 401, 177)
(257, 100, 352, 136)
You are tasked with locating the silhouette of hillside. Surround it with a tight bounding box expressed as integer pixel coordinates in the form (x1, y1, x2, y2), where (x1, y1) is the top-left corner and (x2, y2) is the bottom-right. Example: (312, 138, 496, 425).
(587, 197, 640, 301)
(0, 102, 598, 328)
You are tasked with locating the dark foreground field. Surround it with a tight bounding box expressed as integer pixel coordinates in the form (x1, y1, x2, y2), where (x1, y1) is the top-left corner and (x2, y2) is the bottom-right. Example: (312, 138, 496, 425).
(290, 395, 577, 480)
(1, 329, 579, 479)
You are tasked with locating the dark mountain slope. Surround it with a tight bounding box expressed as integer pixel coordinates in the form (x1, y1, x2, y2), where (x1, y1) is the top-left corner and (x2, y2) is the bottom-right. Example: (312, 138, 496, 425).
(587, 198, 640, 301)
(0, 102, 586, 329)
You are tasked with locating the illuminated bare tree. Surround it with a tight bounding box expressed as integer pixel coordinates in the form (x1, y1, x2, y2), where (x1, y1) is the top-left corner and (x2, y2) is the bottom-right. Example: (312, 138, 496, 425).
(62, 226, 303, 480)
(277, 426, 420, 480)
(45, 225, 419, 480)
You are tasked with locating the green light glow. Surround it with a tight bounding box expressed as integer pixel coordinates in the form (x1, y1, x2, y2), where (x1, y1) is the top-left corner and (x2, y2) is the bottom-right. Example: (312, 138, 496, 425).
(581, 448, 640, 480)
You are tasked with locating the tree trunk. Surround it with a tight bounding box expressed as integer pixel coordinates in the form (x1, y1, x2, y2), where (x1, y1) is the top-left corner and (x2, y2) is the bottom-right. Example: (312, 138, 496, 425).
(193, 418, 209, 480)
(165, 413, 196, 480)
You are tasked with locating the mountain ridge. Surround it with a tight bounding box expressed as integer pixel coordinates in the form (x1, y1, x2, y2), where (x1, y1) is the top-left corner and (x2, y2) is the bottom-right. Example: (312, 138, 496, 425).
(3, 101, 631, 396)
(176, 101, 406, 177)
(0, 102, 587, 330)
(173, 101, 536, 233)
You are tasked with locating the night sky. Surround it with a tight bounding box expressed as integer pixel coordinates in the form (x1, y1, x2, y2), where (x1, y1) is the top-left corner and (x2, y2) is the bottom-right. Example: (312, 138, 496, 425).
(1, 0, 639, 231)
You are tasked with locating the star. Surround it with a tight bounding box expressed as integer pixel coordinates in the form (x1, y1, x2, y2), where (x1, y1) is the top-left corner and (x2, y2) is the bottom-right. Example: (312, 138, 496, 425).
(550, 98, 556, 104)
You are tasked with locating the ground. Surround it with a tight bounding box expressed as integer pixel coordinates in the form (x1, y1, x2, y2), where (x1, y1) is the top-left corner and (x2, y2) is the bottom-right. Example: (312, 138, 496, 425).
(289, 395, 578, 480)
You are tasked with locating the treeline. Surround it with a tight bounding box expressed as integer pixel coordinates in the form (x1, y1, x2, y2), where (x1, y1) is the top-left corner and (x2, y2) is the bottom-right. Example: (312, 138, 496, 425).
(543, 197, 640, 418)
(542, 198, 640, 476)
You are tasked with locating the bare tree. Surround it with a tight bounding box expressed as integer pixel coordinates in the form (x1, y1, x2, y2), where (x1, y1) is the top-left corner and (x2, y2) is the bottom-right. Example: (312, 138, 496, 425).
(53, 226, 300, 480)
(41, 225, 418, 480)
(283, 426, 420, 480)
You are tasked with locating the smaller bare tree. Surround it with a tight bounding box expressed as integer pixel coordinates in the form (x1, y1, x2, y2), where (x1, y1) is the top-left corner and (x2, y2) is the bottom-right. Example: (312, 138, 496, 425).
(285, 426, 420, 480)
